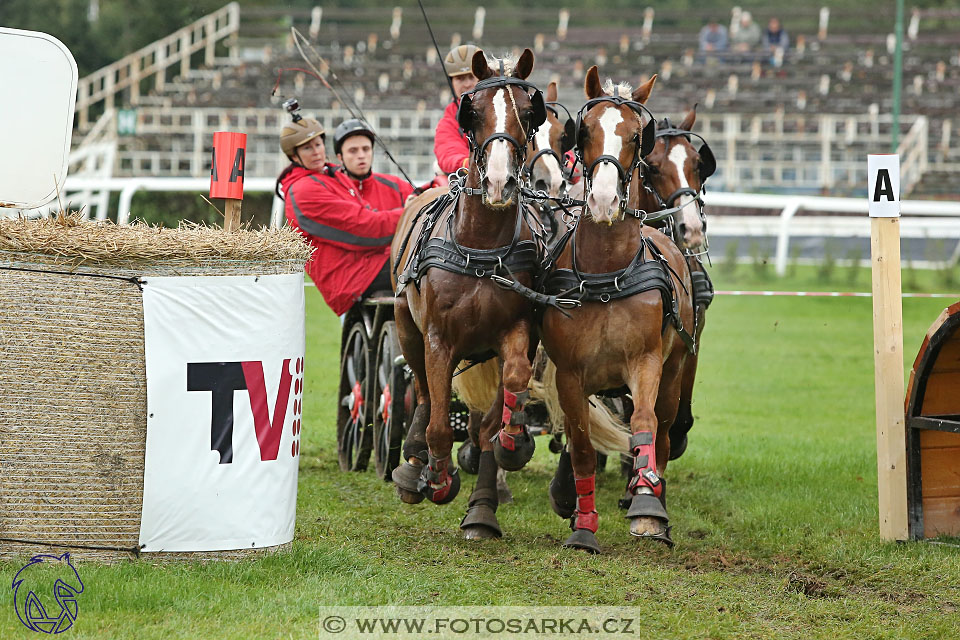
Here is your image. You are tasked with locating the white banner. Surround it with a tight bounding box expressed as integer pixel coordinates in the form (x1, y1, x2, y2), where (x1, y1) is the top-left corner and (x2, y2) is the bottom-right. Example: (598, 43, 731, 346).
(139, 273, 305, 552)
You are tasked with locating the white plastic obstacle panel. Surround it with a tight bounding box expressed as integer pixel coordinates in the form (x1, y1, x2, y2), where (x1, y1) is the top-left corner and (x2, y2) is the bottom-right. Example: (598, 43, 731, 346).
(0, 29, 311, 561)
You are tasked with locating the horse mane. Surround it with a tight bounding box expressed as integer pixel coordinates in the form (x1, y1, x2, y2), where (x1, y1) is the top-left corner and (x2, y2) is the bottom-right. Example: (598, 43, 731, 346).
(602, 79, 633, 99)
(488, 53, 517, 76)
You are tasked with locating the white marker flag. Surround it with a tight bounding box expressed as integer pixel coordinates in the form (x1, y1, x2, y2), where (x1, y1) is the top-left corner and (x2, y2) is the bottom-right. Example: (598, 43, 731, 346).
(868, 154, 900, 218)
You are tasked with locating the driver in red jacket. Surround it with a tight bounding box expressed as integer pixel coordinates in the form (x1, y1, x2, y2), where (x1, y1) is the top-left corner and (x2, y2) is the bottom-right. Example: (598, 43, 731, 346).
(433, 44, 480, 175)
(278, 115, 413, 315)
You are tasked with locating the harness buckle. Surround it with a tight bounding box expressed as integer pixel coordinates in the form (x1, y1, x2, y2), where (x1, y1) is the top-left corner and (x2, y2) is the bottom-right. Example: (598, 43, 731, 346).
(613, 276, 622, 292)
(599, 293, 611, 303)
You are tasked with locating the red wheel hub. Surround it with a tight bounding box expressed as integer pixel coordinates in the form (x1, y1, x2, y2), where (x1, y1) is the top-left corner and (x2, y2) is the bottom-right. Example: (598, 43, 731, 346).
(381, 384, 391, 422)
(350, 380, 363, 421)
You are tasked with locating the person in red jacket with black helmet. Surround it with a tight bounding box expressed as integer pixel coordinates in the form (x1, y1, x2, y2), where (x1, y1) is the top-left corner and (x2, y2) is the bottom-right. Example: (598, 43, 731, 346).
(278, 113, 413, 316)
(433, 44, 480, 176)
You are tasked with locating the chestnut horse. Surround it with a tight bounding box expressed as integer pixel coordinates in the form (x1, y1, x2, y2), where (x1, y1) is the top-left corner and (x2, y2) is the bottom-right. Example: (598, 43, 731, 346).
(539, 67, 696, 552)
(524, 81, 576, 200)
(634, 105, 716, 461)
(390, 49, 548, 538)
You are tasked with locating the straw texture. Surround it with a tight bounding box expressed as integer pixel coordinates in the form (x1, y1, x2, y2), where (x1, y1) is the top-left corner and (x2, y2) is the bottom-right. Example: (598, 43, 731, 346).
(0, 215, 309, 562)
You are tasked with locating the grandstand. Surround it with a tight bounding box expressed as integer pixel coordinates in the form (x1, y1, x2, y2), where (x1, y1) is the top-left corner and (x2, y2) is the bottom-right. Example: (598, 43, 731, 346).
(61, 2, 960, 215)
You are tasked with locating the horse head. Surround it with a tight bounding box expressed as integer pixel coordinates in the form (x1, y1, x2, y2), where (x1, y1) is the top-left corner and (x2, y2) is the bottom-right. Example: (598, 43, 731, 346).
(525, 81, 575, 198)
(642, 104, 714, 254)
(577, 65, 657, 224)
(458, 48, 546, 208)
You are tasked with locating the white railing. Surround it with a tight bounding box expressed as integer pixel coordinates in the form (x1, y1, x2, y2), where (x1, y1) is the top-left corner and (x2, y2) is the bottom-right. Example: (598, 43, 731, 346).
(88, 106, 934, 195)
(703, 191, 960, 275)
(75, 3, 240, 130)
(9, 180, 960, 277)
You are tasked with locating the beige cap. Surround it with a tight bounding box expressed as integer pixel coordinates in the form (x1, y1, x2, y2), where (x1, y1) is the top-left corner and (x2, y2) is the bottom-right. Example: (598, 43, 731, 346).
(444, 44, 479, 77)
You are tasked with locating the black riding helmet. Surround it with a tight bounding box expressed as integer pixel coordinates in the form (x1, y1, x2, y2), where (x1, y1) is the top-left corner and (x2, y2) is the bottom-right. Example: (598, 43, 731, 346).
(333, 119, 376, 155)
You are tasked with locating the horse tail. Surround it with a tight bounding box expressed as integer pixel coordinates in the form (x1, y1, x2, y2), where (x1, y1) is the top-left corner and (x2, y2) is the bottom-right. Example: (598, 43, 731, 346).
(451, 358, 501, 412)
(529, 359, 630, 454)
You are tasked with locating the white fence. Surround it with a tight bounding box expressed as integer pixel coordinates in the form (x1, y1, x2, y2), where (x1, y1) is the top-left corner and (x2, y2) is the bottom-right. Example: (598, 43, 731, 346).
(9, 178, 960, 276)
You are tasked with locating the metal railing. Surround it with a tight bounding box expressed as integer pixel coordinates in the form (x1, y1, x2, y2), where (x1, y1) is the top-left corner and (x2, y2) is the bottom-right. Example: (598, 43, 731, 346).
(75, 3, 240, 130)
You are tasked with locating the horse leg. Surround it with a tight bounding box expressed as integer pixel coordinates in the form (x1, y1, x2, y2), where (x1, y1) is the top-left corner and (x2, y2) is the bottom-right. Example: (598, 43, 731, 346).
(457, 411, 483, 475)
(461, 387, 505, 539)
(667, 350, 697, 461)
(417, 339, 461, 504)
(496, 467, 513, 504)
(492, 322, 536, 471)
(392, 300, 430, 504)
(624, 354, 673, 547)
(555, 368, 601, 553)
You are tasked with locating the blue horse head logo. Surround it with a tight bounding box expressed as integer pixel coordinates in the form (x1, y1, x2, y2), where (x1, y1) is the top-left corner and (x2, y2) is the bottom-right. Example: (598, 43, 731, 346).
(12, 553, 84, 634)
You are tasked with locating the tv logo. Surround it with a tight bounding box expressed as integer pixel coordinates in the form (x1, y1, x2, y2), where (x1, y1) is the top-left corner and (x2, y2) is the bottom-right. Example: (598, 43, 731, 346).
(12, 553, 83, 634)
(188, 357, 304, 464)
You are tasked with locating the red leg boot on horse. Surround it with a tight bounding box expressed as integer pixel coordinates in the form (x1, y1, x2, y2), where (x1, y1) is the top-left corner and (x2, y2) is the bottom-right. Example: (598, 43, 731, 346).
(391, 48, 548, 518)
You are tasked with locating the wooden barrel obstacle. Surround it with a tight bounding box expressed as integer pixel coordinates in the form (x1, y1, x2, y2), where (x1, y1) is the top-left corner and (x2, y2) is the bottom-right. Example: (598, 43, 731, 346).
(0, 215, 311, 561)
(905, 301, 960, 540)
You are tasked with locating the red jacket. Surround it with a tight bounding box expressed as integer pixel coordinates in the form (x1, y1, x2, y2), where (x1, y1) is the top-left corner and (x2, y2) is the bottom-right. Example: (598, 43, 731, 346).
(434, 100, 471, 175)
(282, 164, 413, 315)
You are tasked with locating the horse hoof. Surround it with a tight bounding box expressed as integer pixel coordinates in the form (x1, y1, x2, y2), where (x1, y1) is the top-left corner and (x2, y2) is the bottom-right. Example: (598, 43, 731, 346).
(624, 492, 669, 521)
(498, 485, 514, 505)
(548, 436, 564, 454)
(562, 528, 601, 554)
(460, 503, 502, 538)
(457, 440, 481, 475)
(493, 427, 535, 472)
(396, 486, 425, 504)
(392, 460, 424, 493)
(629, 517, 673, 548)
(418, 467, 461, 505)
(668, 433, 688, 461)
(549, 449, 576, 519)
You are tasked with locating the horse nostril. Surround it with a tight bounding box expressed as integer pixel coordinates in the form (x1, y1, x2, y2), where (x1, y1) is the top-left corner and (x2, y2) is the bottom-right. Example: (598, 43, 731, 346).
(678, 222, 688, 236)
(534, 179, 547, 192)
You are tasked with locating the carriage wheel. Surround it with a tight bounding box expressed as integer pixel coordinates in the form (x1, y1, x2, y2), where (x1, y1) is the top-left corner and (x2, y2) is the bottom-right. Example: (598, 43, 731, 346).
(337, 320, 373, 471)
(373, 321, 410, 481)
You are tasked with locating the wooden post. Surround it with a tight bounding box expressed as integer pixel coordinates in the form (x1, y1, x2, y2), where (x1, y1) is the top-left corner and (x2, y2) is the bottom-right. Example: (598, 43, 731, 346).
(868, 154, 908, 541)
(210, 131, 247, 231)
(224, 199, 242, 232)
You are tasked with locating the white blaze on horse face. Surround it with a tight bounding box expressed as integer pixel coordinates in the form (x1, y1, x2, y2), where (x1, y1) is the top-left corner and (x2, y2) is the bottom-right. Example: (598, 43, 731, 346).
(533, 123, 563, 197)
(586, 105, 624, 223)
(485, 89, 512, 203)
(668, 143, 705, 249)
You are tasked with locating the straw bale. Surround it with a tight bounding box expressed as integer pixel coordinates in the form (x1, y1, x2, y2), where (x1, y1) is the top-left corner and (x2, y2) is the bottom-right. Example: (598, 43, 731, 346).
(0, 214, 309, 562)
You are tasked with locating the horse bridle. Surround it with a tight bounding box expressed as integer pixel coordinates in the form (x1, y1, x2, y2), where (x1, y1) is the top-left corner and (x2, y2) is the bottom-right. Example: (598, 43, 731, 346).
(522, 102, 575, 184)
(456, 73, 547, 197)
(575, 95, 657, 220)
(640, 118, 717, 256)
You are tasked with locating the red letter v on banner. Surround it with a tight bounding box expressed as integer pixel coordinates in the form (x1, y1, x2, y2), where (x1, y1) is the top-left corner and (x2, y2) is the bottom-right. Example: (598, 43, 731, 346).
(240, 360, 292, 461)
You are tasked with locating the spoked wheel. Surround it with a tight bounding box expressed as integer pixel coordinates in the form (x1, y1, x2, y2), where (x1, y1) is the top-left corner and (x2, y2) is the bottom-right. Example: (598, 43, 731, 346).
(373, 321, 410, 481)
(337, 319, 372, 471)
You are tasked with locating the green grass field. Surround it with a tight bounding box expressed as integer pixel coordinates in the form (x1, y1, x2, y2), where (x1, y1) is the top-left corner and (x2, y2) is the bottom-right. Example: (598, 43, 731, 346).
(2, 270, 959, 639)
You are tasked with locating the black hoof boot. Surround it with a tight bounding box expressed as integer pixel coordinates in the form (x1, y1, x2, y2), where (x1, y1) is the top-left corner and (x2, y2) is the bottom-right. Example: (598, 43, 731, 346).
(392, 459, 425, 504)
(626, 492, 673, 548)
(492, 427, 535, 471)
(563, 528, 601, 554)
(549, 449, 577, 519)
(457, 440, 481, 475)
(461, 503, 502, 539)
(417, 457, 461, 505)
(548, 433, 564, 454)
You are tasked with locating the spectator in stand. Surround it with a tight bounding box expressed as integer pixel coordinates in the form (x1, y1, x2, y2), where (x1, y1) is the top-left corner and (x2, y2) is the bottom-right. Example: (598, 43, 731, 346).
(434, 44, 480, 176)
(731, 11, 761, 55)
(698, 19, 728, 60)
(278, 115, 413, 315)
(762, 17, 790, 65)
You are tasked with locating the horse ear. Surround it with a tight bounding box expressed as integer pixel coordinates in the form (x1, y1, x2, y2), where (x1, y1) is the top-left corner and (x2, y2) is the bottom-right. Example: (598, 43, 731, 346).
(561, 118, 576, 153)
(584, 66, 602, 99)
(472, 49, 493, 80)
(632, 74, 657, 104)
(513, 48, 534, 80)
(679, 103, 698, 132)
(546, 81, 558, 103)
